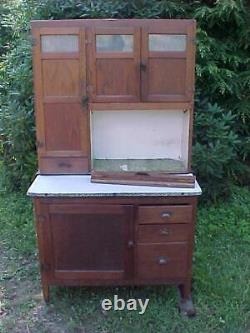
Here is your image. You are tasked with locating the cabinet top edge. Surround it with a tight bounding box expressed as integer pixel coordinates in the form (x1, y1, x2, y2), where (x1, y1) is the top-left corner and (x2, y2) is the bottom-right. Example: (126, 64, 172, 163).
(31, 18, 196, 28)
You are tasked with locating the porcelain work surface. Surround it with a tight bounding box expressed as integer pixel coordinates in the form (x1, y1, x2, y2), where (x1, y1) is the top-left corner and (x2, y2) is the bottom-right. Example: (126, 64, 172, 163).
(27, 175, 202, 197)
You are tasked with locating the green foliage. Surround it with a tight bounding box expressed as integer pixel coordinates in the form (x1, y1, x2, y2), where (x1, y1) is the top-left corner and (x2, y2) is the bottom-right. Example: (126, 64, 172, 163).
(192, 97, 240, 201)
(0, 0, 249, 199)
(0, 38, 36, 191)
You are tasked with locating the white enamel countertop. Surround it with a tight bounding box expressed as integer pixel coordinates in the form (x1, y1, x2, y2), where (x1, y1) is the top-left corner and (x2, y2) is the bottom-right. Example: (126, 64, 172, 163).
(27, 175, 202, 197)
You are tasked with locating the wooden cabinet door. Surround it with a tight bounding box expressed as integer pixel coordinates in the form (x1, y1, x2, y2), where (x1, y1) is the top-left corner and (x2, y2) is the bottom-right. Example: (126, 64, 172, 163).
(42, 204, 134, 281)
(141, 20, 196, 102)
(32, 26, 89, 173)
(87, 27, 140, 102)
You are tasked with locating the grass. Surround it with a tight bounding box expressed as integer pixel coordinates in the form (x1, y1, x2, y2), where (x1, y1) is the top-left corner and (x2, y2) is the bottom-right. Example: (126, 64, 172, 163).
(0, 185, 250, 333)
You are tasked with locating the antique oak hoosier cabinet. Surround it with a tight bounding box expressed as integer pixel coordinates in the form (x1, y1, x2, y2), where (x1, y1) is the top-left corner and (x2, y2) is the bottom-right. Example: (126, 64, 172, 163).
(27, 19, 201, 316)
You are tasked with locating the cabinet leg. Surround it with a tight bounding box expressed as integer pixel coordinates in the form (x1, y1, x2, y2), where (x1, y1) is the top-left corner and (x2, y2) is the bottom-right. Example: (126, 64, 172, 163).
(178, 282, 196, 317)
(42, 282, 50, 303)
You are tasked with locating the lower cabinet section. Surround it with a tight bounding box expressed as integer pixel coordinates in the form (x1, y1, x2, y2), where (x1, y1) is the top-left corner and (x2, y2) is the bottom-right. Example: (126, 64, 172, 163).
(34, 196, 197, 315)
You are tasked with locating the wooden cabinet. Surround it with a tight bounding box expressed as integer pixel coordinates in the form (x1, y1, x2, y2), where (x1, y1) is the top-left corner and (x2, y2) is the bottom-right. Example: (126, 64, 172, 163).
(29, 173, 201, 316)
(32, 19, 196, 174)
(30, 18, 200, 316)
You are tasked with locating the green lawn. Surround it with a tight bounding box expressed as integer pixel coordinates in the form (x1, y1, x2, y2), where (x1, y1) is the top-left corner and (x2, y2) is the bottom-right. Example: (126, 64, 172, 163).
(0, 185, 250, 333)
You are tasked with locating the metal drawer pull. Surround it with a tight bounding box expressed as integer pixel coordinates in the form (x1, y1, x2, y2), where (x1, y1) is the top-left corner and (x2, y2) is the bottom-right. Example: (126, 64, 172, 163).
(158, 256, 168, 265)
(161, 211, 172, 218)
(58, 162, 71, 168)
(160, 227, 169, 235)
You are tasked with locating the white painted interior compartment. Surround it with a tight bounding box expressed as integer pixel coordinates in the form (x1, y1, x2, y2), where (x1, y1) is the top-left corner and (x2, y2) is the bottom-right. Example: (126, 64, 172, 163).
(90, 110, 190, 172)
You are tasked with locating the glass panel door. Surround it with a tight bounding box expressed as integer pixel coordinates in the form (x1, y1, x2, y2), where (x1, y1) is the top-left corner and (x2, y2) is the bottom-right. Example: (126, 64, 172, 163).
(88, 27, 140, 102)
(141, 21, 196, 102)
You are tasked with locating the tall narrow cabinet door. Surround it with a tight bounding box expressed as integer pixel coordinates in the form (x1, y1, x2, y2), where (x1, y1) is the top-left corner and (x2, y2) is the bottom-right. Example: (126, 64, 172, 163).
(87, 27, 140, 102)
(43, 204, 134, 281)
(141, 20, 196, 102)
(32, 26, 89, 173)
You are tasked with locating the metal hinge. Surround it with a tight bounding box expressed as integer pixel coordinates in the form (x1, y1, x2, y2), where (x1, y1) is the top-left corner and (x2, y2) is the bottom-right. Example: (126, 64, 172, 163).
(40, 263, 50, 272)
(36, 140, 44, 148)
(190, 37, 196, 44)
(86, 85, 93, 93)
(37, 215, 46, 223)
(31, 37, 37, 47)
(81, 96, 89, 107)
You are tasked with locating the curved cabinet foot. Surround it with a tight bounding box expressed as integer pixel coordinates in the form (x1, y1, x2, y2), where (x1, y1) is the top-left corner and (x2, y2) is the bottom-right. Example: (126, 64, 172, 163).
(178, 296, 196, 317)
(178, 283, 196, 317)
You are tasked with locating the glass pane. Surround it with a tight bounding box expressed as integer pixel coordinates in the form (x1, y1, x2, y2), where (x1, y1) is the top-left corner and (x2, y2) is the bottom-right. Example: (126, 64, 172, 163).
(96, 35, 133, 52)
(149, 34, 186, 52)
(41, 35, 79, 53)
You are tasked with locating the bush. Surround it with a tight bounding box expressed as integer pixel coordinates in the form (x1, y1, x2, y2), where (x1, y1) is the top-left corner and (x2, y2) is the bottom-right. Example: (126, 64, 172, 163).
(192, 96, 240, 201)
(0, 0, 249, 200)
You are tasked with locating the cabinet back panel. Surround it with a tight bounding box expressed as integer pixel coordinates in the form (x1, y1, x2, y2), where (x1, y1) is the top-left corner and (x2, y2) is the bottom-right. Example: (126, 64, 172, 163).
(91, 110, 189, 166)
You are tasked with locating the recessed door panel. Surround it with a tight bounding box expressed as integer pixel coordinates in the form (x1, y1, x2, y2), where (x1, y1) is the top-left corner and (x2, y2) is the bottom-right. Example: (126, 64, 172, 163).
(148, 59, 186, 96)
(42, 60, 80, 97)
(44, 103, 87, 152)
(47, 204, 133, 280)
(96, 59, 139, 97)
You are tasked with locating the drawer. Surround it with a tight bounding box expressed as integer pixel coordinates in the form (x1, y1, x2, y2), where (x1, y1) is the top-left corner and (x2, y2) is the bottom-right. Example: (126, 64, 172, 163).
(137, 243, 188, 280)
(137, 224, 191, 243)
(137, 205, 192, 224)
(39, 156, 89, 174)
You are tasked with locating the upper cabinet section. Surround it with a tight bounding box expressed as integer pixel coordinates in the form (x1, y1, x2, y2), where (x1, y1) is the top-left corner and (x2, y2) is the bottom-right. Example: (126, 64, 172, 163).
(32, 19, 196, 105)
(87, 26, 141, 102)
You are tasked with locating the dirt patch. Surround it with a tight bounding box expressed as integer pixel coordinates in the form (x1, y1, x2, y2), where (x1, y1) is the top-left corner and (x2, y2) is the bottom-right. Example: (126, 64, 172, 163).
(0, 245, 86, 333)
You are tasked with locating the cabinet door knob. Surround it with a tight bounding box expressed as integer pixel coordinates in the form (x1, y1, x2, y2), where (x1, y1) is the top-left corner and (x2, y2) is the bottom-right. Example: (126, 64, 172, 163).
(161, 211, 172, 218)
(81, 96, 89, 107)
(160, 227, 169, 235)
(158, 256, 168, 265)
(140, 62, 147, 71)
(128, 240, 134, 248)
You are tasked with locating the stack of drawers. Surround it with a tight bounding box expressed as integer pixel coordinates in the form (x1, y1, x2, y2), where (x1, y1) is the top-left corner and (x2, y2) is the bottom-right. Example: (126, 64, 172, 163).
(136, 205, 193, 280)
